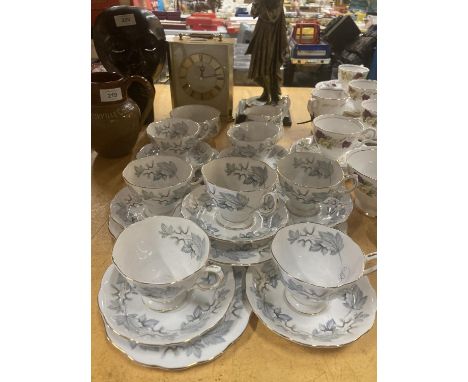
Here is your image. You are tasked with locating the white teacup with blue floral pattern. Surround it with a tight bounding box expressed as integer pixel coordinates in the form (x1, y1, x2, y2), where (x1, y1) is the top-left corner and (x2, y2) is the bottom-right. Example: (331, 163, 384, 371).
(146, 118, 201, 156)
(346, 147, 377, 217)
(112, 216, 224, 312)
(227, 121, 283, 158)
(123, 155, 194, 215)
(201, 157, 278, 229)
(271, 222, 377, 314)
(170, 104, 221, 140)
(277, 152, 357, 217)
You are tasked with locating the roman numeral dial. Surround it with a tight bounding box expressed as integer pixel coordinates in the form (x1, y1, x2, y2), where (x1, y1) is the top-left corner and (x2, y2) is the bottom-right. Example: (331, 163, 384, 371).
(178, 53, 225, 100)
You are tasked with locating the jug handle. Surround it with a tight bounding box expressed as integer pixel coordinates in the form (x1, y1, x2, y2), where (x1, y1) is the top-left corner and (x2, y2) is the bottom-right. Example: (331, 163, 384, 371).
(125, 75, 155, 127)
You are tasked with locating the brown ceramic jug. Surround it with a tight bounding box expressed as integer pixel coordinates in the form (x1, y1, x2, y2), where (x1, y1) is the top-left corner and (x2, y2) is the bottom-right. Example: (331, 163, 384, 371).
(91, 72, 155, 158)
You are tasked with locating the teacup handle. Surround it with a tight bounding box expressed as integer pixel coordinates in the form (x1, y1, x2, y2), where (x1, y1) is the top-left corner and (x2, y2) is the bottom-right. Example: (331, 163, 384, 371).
(258, 192, 278, 216)
(195, 264, 224, 291)
(363, 251, 377, 275)
(360, 127, 377, 140)
(190, 176, 203, 188)
(307, 98, 317, 118)
(337, 174, 358, 194)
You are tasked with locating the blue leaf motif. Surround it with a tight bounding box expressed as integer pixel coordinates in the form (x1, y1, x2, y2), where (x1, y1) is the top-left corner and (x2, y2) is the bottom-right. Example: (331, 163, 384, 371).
(343, 285, 368, 310)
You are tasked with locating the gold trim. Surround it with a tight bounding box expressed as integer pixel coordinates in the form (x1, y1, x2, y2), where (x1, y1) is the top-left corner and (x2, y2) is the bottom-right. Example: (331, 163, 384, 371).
(97, 265, 235, 346)
(313, 114, 365, 137)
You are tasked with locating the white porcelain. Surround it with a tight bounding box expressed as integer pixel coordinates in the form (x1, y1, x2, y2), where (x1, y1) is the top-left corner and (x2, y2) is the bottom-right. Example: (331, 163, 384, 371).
(348, 79, 377, 112)
(109, 187, 150, 229)
(338, 64, 369, 92)
(346, 147, 377, 217)
(122, 155, 194, 215)
(246, 261, 376, 347)
(108, 216, 124, 239)
(307, 88, 348, 117)
(210, 242, 272, 266)
(243, 105, 282, 126)
(201, 157, 278, 229)
(290, 136, 321, 155)
(313, 114, 376, 161)
(181, 185, 289, 246)
(99, 264, 235, 346)
(170, 104, 221, 140)
(277, 152, 357, 217)
(271, 223, 377, 314)
(112, 216, 224, 312)
(103, 267, 251, 369)
(315, 80, 343, 91)
(227, 121, 283, 157)
(279, 189, 353, 228)
(218, 145, 288, 170)
(146, 118, 201, 155)
(361, 99, 377, 129)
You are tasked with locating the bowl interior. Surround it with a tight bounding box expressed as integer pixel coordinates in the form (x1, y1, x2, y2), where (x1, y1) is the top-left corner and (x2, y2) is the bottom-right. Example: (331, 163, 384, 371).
(123, 155, 191, 188)
(347, 148, 377, 180)
(202, 157, 276, 191)
(277, 153, 343, 188)
(113, 216, 209, 284)
(147, 118, 199, 140)
(350, 80, 377, 91)
(314, 115, 363, 135)
(171, 105, 220, 122)
(272, 223, 364, 287)
(230, 121, 279, 142)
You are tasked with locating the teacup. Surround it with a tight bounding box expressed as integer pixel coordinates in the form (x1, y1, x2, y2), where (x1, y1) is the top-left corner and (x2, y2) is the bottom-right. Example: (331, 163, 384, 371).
(146, 118, 201, 156)
(307, 88, 349, 117)
(201, 157, 278, 229)
(277, 152, 357, 217)
(122, 155, 194, 215)
(170, 104, 221, 140)
(338, 64, 370, 91)
(361, 99, 377, 129)
(112, 216, 224, 311)
(271, 222, 376, 314)
(346, 147, 377, 217)
(348, 79, 377, 112)
(227, 121, 283, 158)
(313, 114, 376, 161)
(243, 105, 283, 126)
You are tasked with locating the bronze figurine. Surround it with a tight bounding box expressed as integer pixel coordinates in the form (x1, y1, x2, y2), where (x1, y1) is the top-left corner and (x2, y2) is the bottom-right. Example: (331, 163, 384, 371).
(246, 0, 289, 105)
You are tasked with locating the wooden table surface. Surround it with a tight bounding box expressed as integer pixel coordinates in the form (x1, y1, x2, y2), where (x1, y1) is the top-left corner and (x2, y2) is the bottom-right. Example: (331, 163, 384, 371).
(92, 85, 377, 382)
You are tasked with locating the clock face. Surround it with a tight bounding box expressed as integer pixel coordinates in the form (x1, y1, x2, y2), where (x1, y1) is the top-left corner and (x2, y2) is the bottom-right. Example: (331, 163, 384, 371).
(178, 53, 225, 100)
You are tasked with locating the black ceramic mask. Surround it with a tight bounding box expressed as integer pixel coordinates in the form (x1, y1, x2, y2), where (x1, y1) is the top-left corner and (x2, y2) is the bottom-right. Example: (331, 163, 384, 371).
(93, 6, 167, 82)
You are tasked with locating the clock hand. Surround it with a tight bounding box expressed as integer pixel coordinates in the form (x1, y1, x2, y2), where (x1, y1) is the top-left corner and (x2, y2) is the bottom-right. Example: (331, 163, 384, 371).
(199, 65, 205, 79)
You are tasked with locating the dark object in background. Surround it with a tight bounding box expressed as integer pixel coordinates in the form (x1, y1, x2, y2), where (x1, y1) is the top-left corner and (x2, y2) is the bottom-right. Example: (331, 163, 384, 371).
(91, 72, 155, 158)
(322, 15, 361, 53)
(337, 25, 377, 68)
(93, 6, 167, 124)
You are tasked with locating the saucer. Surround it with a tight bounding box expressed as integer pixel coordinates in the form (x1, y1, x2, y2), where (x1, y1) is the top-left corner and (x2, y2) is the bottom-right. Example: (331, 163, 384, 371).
(98, 264, 235, 346)
(103, 268, 251, 370)
(136, 141, 219, 170)
(181, 186, 289, 246)
(210, 242, 272, 266)
(108, 216, 124, 240)
(289, 137, 321, 155)
(218, 145, 288, 170)
(109, 187, 150, 229)
(246, 261, 376, 348)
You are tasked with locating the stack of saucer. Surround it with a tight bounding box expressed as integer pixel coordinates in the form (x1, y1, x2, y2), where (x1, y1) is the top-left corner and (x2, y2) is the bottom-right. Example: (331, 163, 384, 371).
(181, 156, 289, 267)
(246, 223, 377, 348)
(219, 120, 288, 169)
(99, 216, 251, 369)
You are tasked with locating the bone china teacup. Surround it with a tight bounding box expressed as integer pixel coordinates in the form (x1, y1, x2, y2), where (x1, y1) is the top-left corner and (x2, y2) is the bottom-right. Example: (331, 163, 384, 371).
(227, 121, 283, 158)
(122, 155, 194, 215)
(313, 114, 376, 161)
(243, 105, 283, 126)
(277, 152, 357, 217)
(307, 88, 349, 117)
(346, 147, 377, 217)
(112, 216, 224, 311)
(201, 157, 278, 229)
(338, 64, 370, 92)
(146, 118, 201, 156)
(361, 99, 377, 129)
(170, 104, 221, 140)
(348, 79, 377, 112)
(271, 222, 377, 314)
